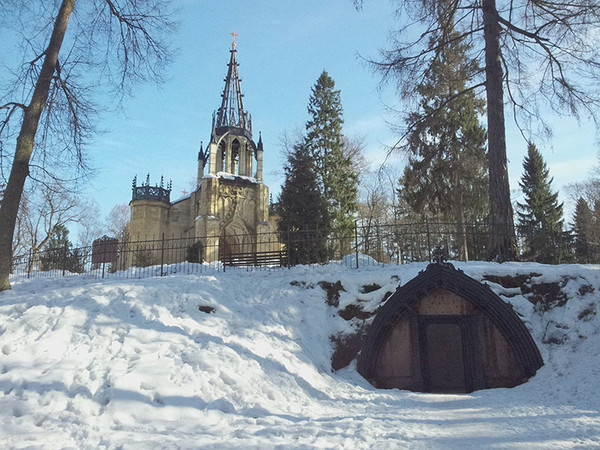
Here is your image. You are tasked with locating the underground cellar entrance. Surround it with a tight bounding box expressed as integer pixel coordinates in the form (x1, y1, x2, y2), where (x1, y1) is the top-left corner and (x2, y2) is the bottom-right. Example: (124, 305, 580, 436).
(357, 262, 544, 393)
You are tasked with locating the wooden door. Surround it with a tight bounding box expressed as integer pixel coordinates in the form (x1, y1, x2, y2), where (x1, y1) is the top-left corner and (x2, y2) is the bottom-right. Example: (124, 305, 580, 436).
(419, 317, 474, 393)
(219, 236, 233, 262)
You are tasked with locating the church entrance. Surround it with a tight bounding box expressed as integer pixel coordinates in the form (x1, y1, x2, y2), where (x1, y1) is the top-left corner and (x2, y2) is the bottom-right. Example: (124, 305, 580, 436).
(419, 316, 475, 393)
(218, 235, 235, 262)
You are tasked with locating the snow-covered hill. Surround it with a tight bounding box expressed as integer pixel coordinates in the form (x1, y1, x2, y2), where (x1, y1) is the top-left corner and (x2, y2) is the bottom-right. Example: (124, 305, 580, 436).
(1, 262, 599, 449)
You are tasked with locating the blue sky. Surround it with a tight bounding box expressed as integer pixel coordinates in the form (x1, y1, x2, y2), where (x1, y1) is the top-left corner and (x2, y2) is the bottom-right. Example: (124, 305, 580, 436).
(4, 0, 599, 227)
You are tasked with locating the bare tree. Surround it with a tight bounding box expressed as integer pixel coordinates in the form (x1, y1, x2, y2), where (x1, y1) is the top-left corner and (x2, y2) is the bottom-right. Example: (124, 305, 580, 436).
(13, 180, 90, 270)
(566, 179, 600, 210)
(77, 200, 103, 248)
(358, 176, 394, 261)
(106, 203, 130, 242)
(0, 0, 174, 289)
(565, 155, 600, 207)
(343, 135, 370, 179)
(356, 0, 600, 261)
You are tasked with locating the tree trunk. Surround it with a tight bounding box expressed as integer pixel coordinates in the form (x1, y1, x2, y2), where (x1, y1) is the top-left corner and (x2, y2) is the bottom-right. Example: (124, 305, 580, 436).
(482, 0, 518, 262)
(0, 0, 75, 291)
(454, 173, 468, 261)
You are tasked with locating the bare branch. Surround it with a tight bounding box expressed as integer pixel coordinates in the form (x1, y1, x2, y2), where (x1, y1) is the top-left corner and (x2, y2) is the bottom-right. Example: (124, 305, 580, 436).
(0, 102, 27, 111)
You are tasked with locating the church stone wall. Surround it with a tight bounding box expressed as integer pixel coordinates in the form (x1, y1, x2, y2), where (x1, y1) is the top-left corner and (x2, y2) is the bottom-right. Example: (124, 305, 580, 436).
(129, 200, 170, 241)
(192, 176, 276, 260)
(129, 197, 194, 241)
(167, 197, 193, 238)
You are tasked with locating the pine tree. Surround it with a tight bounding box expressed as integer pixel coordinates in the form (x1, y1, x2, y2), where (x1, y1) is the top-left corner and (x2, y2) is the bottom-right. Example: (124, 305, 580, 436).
(39, 225, 84, 273)
(277, 144, 329, 265)
(304, 71, 358, 251)
(399, 28, 488, 261)
(517, 143, 565, 263)
(572, 197, 597, 263)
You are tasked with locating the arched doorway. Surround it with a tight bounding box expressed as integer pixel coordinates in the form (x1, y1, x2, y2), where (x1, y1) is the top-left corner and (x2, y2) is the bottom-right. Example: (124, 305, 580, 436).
(218, 235, 236, 262)
(358, 263, 543, 393)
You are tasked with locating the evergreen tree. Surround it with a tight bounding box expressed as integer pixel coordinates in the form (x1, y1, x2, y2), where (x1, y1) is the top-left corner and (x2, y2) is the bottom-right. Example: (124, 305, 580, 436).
(40, 225, 84, 273)
(572, 197, 597, 263)
(304, 71, 358, 250)
(277, 144, 329, 265)
(399, 28, 488, 261)
(517, 143, 565, 263)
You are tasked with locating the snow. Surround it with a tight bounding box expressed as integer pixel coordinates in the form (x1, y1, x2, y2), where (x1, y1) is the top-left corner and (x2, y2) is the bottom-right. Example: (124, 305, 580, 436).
(1, 262, 599, 448)
(210, 172, 259, 184)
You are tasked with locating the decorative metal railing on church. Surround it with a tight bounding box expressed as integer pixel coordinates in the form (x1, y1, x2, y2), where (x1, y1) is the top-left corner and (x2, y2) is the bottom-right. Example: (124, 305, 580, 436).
(131, 175, 172, 203)
(9, 221, 580, 282)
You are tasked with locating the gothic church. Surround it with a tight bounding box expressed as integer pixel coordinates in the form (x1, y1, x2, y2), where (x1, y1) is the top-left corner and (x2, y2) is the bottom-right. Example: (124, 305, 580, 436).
(129, 39, 274, 262)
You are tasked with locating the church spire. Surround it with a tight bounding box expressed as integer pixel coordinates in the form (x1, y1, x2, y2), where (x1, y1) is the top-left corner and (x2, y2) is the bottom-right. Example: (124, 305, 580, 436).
(215, 32, 252, 138)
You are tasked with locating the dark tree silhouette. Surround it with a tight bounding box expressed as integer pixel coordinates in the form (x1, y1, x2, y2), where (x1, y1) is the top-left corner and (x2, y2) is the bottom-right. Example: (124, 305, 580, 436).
(304, 71, 358, 249)
(399, 22, 488, 261)
(277, 144, 329, 265)
(516, 143, 565, 263)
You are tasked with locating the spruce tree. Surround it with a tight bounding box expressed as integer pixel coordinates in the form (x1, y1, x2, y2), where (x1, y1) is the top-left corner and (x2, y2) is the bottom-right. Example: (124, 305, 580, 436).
(277, 144, 329, 265)
(572, 197, 597, 263)
(40, 224, 84, 273)
(304, 71, 358, 251)
(399, 28, 488, 261)
(516, 143, 565, 263)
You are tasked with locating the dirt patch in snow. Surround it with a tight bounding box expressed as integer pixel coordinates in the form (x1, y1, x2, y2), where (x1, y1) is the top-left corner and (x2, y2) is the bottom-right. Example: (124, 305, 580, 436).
(331, 332, 365, 371)
(483, 273, 592, 310)
(318, 281, 345, 307)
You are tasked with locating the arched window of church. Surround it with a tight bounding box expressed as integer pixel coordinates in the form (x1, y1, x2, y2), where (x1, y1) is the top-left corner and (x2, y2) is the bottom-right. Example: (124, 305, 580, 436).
(231, 139, 240, 175)
(218, 141, 226, 172)
(246, 143, 253, 177)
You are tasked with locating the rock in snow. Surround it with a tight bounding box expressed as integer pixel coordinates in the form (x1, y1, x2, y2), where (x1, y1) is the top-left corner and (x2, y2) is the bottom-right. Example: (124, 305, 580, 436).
(0, 261, 599, 448)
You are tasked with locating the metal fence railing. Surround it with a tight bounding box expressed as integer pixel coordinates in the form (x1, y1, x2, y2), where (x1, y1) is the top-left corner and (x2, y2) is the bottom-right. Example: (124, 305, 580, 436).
(9, 220, 592, 282)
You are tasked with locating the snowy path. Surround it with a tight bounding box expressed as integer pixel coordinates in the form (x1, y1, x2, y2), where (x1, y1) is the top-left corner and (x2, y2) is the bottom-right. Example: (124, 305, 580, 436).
(1, 263, 599, 448)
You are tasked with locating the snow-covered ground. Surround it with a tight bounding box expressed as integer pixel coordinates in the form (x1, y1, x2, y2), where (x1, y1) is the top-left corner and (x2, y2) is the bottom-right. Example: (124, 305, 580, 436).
(1, 262, 599, 449)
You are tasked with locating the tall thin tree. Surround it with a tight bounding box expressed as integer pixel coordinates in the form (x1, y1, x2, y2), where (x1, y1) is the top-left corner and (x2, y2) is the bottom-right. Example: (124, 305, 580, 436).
(572, 197, 597, 263)
(399, 23, 488, 260)
(304, 71, 358, 249)
(516, 143, 565, 263)
(277, 144, 329, 265)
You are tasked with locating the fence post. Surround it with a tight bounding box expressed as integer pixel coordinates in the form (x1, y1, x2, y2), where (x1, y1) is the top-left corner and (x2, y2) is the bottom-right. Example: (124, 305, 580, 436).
(355, 220, 359, 269)
(160, 232, 165, 276)
(287, 227, 291, 268)
(426, 217, 432, 262)
(62, 241, 68, 276)
(222, 228, 226, 272)
(27, 249, 33, 279)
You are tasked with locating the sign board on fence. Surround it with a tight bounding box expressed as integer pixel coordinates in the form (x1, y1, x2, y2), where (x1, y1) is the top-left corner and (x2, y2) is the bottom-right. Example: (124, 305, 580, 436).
(92, 236, 119, 264)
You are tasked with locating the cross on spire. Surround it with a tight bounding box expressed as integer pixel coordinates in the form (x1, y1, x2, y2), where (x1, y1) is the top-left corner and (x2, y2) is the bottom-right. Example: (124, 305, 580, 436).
(230, 30, 239, 48)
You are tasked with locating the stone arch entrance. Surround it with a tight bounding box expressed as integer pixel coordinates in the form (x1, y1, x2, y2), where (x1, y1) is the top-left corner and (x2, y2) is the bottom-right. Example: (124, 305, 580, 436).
(357, 263, 543, 393)
(218, 234, 237, 261)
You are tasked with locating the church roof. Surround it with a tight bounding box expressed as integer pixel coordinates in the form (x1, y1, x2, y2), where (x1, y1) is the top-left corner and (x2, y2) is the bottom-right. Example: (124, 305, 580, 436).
(214, 34, 252, 140)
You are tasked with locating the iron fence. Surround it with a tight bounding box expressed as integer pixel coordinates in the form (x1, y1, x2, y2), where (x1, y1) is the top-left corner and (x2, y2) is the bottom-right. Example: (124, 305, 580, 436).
(9, 220, 589, 282)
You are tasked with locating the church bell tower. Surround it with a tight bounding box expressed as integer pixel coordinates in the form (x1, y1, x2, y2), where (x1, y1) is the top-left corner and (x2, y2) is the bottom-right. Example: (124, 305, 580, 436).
(194, 33, 270, 260)
(198, 32, 264, 182)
